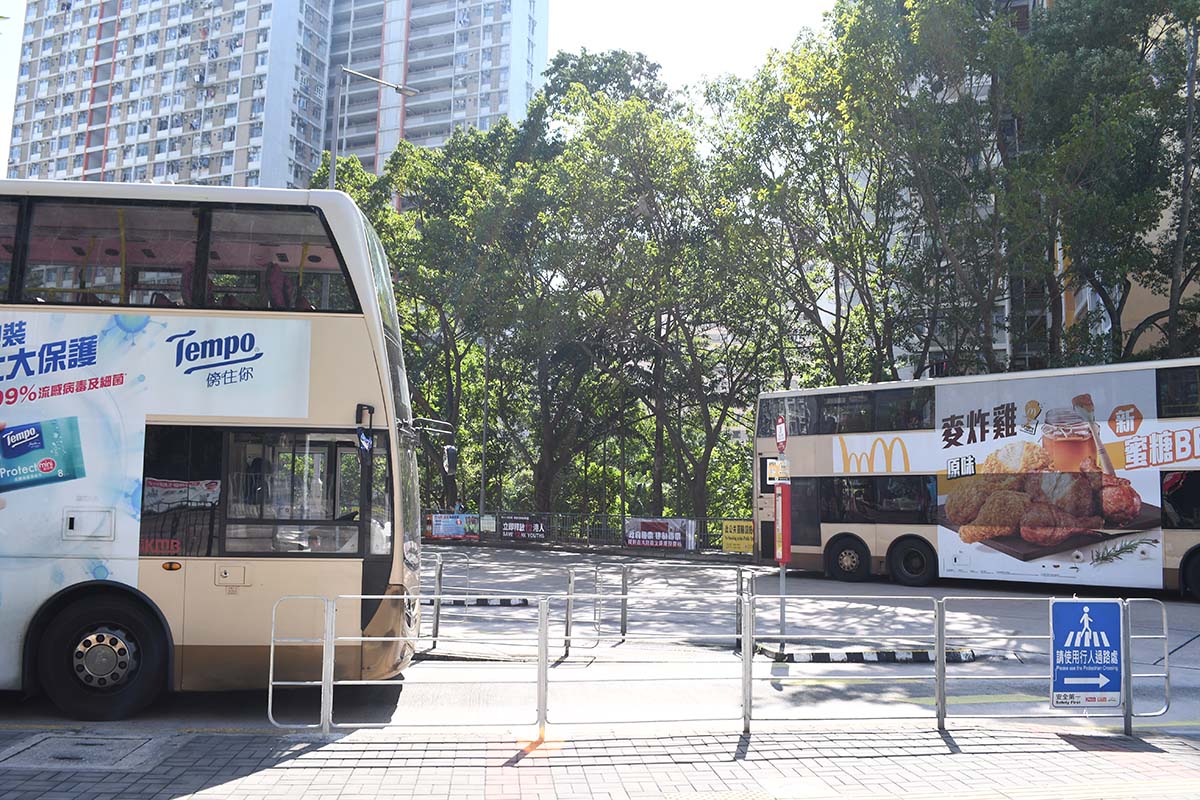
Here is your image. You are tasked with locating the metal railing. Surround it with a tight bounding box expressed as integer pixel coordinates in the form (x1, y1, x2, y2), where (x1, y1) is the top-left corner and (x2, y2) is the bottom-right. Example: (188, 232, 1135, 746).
(267, 587, 1171, 738)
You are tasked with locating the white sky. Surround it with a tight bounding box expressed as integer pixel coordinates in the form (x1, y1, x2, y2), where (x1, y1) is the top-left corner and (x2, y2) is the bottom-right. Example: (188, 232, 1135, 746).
(0, 0, 837, 168)
(546, 0, 836, 89)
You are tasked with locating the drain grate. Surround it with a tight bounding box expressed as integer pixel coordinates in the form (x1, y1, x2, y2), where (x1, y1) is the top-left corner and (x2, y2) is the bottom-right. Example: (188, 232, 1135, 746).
(0, 735, 152, 769)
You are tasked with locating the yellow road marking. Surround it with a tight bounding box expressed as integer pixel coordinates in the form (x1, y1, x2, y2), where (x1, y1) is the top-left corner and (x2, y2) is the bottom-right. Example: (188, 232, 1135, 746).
(909, 693, 1044, 706)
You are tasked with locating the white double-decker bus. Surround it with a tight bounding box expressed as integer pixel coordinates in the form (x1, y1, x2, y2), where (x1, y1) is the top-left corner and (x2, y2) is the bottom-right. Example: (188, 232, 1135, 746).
(0, 180, 421, 719)
(755, 360, 1200, 599)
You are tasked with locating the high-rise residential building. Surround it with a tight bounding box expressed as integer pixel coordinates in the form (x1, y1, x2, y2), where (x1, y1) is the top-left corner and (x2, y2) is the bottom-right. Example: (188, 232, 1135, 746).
(326, 0, 549, 167)
(6, 0, 332, 187)
(7, 0, 547, 189)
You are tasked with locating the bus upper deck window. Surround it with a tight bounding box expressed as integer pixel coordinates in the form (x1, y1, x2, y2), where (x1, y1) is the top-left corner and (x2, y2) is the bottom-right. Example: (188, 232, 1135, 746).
(1157, 366, 1200, 419)
(206, 208, 356, 312)
(22, 200, 197, 307)
(817, 392, 873, 434)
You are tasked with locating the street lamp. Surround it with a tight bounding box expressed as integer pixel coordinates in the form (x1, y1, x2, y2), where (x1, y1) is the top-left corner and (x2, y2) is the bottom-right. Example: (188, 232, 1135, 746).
(329, 65, 419, 190)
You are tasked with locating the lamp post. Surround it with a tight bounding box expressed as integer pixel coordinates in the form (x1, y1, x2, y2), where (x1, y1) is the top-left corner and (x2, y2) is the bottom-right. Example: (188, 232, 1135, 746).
(479, 335, 489, 520)
(329, 66, 419, 190)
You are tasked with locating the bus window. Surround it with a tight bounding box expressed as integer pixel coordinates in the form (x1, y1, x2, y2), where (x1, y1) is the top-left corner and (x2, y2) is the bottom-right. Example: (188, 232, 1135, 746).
(370, 447, 393, 556)
(140, 426, 222, 556)
(757, 396, 816, 437)
(23, 200, 198, 307)
(875, 475, 937, 524)
(0, 200, 17, 299)
(1163, 471, 1200, 529)
(206, 208, 356, 312)
(1157, 366, 1200, 419)
(874, 387, 934, 431)
(756, 397, 782, 437)
(787, 477, 821, 546)
(817, 392, 873, 433)
(819, 476, 877, 523)
(225, 431, 362, 555)
(784, 395, 817, 435)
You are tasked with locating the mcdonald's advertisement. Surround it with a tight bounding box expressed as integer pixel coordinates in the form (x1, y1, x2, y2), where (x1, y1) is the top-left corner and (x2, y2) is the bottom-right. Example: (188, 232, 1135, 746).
(933, 370, 1163, 589)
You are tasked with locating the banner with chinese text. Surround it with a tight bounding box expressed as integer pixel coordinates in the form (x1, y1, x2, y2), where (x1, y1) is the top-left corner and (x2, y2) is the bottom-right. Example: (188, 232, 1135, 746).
(623, 517, 697, 550)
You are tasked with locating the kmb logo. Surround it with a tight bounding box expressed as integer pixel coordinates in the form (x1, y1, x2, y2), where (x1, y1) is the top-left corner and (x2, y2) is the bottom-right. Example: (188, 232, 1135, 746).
(837, 435, 912, 472)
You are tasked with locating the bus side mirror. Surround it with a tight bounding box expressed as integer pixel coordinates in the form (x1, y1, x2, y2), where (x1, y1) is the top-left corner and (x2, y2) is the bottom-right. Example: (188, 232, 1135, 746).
(442, 444, 458, 476)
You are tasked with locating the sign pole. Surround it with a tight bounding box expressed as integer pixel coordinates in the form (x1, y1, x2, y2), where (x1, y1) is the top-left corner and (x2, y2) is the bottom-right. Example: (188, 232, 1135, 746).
(1121, 600, 1134, 736)
(773, 414, 790, 654)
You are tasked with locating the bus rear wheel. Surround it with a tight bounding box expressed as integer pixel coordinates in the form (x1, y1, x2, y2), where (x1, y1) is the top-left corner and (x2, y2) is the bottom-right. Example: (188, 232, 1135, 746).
(888, 538, 937, 587)
(826, 536, 871, 582)
(38, 595, 166, 721)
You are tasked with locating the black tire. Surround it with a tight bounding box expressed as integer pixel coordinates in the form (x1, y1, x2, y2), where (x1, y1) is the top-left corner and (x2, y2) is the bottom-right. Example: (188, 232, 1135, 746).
(38, 595, 166, 721)
(1185, 553, 1200, 602)
(826, 536, 871, 582)
(888, 538, 938, 587)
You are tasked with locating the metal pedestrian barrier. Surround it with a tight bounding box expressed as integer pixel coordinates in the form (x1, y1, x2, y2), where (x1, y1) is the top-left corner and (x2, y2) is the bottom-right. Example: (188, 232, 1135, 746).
(267, 585, 1172, 738)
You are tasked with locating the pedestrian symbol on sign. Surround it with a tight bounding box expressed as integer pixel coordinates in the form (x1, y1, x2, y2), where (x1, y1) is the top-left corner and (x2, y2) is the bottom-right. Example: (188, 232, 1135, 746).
(1062, 606, 1111, 648)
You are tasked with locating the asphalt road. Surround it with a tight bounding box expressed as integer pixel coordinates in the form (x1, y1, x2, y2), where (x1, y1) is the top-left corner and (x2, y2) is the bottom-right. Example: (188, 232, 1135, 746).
(2, 544, 1197, 739)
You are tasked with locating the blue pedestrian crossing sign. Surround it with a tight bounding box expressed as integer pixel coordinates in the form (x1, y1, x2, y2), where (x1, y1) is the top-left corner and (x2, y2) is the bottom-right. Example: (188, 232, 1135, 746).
(1051, 599, 1123, 708)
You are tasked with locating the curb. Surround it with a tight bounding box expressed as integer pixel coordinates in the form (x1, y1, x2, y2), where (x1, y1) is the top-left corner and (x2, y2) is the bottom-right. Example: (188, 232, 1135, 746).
(754, 644, 975, 664)
(419, 597, 531, 607)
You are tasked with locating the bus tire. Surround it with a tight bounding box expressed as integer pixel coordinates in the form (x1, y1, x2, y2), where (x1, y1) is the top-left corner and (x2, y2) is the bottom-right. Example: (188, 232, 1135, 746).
(1185, 552, 1200, 602)
(888, 538, 937, 587)
(825, 536, 871, 582)
(37, 595, 166, 721)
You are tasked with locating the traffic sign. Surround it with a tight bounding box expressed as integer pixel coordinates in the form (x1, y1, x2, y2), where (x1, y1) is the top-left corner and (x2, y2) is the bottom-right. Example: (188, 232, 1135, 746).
(765, 457, 789, 485)
(1050, 599, 1122, 708)
(775, 414, 787, 454)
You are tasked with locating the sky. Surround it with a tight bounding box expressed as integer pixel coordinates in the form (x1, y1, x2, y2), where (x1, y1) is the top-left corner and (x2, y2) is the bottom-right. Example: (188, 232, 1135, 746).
(0, 0, 837, 169)
(546, 0, 835, 89)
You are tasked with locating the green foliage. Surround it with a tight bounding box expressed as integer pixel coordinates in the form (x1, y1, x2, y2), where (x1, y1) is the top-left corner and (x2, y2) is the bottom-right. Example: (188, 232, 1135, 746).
(323, 3, 1200, 520)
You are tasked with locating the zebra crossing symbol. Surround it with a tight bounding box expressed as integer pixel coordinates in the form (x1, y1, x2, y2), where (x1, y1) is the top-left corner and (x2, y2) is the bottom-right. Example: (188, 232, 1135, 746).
(1051, 599, 1122, 709)
(1061, 606, 1111, 648)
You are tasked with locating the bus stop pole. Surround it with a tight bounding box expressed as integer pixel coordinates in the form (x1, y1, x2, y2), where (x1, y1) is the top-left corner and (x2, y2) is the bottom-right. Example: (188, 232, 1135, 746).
(778, 567, 786, 653)
(1122, 600, 1134, 736)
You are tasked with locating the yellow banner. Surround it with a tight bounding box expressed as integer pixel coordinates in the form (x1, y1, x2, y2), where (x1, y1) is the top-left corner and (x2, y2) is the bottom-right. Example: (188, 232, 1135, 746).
(722, 520, 755, 554)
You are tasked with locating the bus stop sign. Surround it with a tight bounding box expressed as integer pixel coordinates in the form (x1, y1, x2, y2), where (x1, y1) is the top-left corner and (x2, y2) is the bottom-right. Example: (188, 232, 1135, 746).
(1050, 599, 1122, 708)
(775, 414, 787, 454)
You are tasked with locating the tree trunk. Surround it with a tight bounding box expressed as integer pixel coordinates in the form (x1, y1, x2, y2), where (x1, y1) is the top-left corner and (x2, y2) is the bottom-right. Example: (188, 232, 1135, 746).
(650, 312, 666, 515)
(1046, 211, 1063, 362)
(1169, 20, 1198, 358)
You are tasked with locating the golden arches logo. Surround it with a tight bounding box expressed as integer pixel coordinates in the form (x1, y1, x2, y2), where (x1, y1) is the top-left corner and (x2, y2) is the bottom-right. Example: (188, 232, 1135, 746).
(838, 435, 912, 473)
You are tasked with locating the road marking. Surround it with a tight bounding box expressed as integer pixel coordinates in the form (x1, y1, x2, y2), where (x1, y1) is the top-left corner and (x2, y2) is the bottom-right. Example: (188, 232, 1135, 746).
(909, 693, 1045, 706)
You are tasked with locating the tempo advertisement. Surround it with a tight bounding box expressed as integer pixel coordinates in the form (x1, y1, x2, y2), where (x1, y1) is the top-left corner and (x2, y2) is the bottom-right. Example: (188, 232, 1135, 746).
(934, 370, 1164, 589)
(0, 312, 311, 689)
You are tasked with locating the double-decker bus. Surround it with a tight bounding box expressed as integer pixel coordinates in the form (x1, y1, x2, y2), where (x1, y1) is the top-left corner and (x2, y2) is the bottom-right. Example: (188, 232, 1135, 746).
(0, 180, 421, 719)
(754, 360, 1200, 599)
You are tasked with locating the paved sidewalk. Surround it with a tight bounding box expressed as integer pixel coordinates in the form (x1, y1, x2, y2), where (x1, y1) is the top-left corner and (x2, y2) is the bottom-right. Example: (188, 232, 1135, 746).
(1, 723, 1199, 799)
